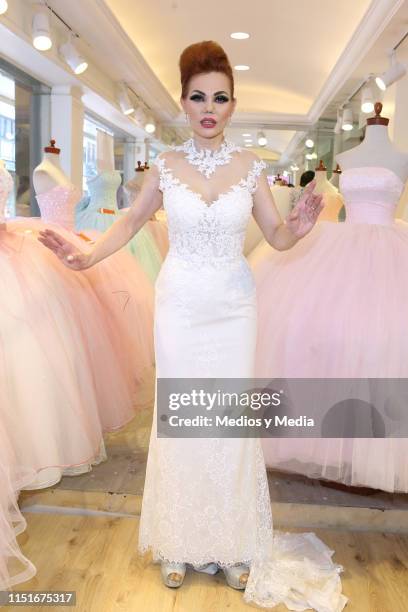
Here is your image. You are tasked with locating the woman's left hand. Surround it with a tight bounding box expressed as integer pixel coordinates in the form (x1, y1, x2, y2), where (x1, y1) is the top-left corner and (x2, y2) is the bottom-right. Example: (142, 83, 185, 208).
(285, 180, 324, 238)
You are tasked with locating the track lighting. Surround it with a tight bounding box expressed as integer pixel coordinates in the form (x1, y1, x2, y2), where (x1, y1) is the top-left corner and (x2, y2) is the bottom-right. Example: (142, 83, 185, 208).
(257, 131, 267, 147)
(59, 38, 88, 75)
(0, 0, 8, 16)
(117, 82, 134, 115)
(342, 107, 353, 131)
(32, 8, 52, 51)
(361, 86, 374, 113)
(305, 138, 314, 148)
(376, 51, 406, 91)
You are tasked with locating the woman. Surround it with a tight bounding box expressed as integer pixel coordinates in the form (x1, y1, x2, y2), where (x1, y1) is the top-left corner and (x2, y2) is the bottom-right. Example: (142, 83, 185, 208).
(39, 41, 346, 611)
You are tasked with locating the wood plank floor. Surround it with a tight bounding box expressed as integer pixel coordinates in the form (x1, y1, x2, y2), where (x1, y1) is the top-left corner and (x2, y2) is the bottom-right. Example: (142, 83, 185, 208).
(14, 371, 408, 611)
(14, 513, 408, 612)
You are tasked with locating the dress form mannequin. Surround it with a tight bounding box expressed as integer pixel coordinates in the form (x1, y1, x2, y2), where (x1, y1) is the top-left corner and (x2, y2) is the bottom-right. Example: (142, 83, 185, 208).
(124, 161, 145, 207)
(336, 103, 408, 183)
(33, 140, 71, 194)
(314, 160, 343, 222)
(330, 164, 342, 188)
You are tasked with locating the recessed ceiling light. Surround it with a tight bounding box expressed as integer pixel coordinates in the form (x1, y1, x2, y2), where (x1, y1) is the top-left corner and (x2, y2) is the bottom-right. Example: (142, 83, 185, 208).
(242, 133, 251, 137)
(244, 143, 252, 147)
(231, 32, 250, 40)
(234, 65, 250, 71)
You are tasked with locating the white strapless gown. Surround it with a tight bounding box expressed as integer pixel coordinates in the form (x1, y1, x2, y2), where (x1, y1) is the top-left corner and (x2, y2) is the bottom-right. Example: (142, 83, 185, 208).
(137, 155, 347, 611)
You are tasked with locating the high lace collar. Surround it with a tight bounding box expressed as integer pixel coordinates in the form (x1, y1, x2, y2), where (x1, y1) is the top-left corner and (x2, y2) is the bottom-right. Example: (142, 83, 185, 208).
(173, 138, 241, 179)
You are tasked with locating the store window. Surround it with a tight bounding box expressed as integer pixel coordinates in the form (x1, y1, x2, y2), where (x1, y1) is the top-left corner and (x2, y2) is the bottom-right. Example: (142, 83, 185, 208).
(83, 114, 115, 193)
(0, 59, 50, 218)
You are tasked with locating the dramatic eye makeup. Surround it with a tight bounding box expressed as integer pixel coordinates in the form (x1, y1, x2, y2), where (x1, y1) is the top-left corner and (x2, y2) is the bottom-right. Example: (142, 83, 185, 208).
(189, 90, 230, 103)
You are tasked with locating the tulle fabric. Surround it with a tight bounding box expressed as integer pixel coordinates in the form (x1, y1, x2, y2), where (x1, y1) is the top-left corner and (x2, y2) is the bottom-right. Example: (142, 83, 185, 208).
(8, 217, 155, 429)
(145, 219, 169, 258)
(0, 421, 36, 590)
(0, 225, 111, 488)
(75, 172, 163, 283)
(252, 168, 408, 491)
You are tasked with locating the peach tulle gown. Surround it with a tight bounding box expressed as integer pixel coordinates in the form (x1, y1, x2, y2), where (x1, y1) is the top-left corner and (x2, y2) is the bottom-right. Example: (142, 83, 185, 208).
(1, 169, 119, 488)
(253, 166, 408, 492)
(9, 182, 155, 421)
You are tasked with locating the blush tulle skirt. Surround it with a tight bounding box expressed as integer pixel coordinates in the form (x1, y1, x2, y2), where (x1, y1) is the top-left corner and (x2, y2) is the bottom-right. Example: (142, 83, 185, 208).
(251, 219, 408, 492)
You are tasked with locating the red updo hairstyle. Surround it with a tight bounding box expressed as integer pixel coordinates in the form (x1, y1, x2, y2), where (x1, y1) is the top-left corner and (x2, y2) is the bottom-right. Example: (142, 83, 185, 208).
(179, 41, 235, 99)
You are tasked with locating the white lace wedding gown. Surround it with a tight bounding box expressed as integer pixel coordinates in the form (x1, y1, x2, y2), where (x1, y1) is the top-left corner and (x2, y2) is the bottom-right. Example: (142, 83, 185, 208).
(137, 142, 347, 612)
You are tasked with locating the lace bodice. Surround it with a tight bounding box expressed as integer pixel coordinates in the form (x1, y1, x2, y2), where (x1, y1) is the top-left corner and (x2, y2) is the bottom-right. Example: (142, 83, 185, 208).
(154, 154, 266, 266)
(36, 185, 81, 230)
(0, 168, 14, 219)
(86, 171, 121, 212)
(340, 166, 404, 225)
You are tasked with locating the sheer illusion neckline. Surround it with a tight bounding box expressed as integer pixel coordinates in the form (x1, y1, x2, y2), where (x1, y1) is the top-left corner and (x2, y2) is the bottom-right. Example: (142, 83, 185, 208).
(157, 156, 257, 208)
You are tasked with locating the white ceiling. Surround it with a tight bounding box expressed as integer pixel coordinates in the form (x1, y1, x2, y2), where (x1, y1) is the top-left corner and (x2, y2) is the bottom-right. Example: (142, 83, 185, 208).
(103, 0, 372, 116)
(33, 0, 407, 161)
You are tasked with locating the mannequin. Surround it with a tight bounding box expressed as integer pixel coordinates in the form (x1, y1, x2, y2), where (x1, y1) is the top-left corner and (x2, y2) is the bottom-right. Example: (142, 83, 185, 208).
(16, 139, 155, 435)
(122, 161, 169, 256)
(124, 161, 145, 207)
(336, 102, 408, 183)
(313, 160, 343, 221)
(254, 104, 408, 492)
(330, 164, 342, 188)
(33, 140, 71, 194)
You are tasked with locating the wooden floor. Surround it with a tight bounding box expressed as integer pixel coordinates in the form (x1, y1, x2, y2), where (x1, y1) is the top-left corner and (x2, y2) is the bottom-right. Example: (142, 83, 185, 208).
(14, 370, 408, 611)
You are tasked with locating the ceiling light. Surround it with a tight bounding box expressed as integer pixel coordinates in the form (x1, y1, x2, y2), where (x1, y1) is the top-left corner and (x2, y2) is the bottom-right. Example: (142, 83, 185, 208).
(361, 86, 374, 113)
(290, 164, 299, 171)
(334, 111, 342, 134)
(305, 138, 314, 148)
(32, 9, 52, 51)
(305, 153, 314, 160)
(145, 117, 156, 134)
(117, 82, 134, 115)
(0, 0, 8, 15)
(244, 143, 252, 147)
(342, 107, 353, 131)
(59, 39, 88, 75)
(234, 65, 250, 71)
(257, 131, 267, 146)
(242, 133, 251, 137)
(231, 32, 250, 39)
(376, 51, 406, 91)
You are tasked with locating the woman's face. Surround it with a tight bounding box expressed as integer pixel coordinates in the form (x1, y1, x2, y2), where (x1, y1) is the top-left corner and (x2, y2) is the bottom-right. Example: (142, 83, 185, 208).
(181, 71, 236, 140)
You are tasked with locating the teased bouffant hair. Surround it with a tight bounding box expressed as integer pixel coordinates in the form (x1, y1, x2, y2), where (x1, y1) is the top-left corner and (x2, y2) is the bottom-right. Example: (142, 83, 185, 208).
(179, 41, 235, 99)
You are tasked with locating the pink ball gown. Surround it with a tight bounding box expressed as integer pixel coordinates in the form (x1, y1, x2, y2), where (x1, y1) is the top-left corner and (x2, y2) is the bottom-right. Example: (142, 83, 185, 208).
(0, 171, 117, 488)
(253, 166, 408, 492)
(9, 182, 155, 425)
(0, 420, 36, 590)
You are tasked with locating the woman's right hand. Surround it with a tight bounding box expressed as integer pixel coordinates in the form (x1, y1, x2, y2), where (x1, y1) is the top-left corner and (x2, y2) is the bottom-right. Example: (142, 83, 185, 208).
(38, 229, 91, 270)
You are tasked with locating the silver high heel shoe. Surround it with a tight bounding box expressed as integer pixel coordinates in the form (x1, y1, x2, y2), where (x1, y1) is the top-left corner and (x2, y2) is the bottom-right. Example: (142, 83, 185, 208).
(222, 563, 250, 590)
(160, 561, 186, 588)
